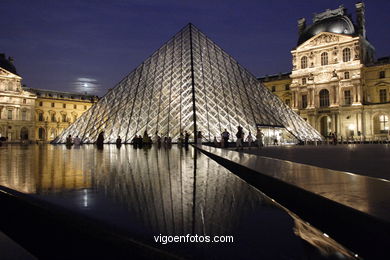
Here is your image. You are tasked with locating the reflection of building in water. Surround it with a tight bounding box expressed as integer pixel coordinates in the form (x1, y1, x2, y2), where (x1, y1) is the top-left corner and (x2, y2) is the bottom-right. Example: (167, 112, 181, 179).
(0, 145, 92, 193)
(0, 145, 357, 258)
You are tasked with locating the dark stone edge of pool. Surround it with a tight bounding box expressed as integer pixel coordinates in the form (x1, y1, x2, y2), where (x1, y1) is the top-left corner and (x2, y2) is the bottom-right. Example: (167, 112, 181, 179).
(0, 186, 182, 260)
(193, 145, 390, 260)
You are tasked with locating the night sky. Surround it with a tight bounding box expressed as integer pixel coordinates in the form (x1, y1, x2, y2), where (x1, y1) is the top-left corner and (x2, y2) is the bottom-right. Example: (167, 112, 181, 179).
(1, 0, 389, 96)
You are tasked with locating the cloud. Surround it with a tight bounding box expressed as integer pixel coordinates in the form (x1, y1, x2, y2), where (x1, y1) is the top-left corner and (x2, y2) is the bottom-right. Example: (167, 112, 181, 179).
(72, 77, 100, 94)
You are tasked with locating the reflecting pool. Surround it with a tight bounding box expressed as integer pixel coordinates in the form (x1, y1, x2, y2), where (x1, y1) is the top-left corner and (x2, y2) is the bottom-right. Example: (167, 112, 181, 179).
(0, 144, 356, 259)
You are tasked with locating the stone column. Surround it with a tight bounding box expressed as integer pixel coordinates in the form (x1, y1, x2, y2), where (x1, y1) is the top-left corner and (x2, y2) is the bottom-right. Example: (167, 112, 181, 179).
(362, 110, 367, 137)
(336, 113, 341, 136)
(331, 113, 336, 132)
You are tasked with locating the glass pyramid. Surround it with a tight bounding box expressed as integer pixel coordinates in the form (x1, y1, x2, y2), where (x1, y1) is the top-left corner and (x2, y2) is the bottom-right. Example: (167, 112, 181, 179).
(53, 24, 322, 144)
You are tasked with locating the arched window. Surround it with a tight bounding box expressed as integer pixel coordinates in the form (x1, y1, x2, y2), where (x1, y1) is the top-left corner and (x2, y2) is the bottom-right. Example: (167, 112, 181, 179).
(20, 127, 29, 140)
(342, 48, 351, 62)
(301, 56, 308, 69)
(21, 110, 27, 120)
(38, 128, 45, 140)
(344, 71, 350, 79)
(319, 89, 330, 107)
(321, 52, 328, 66)
(7, 110, 12, 120)
(374, 114, 389, 134)
(38, 112, 44, 121)
(379, 115, 389, 133)
(51, 113, 56, 122)
(50, 128, 57, 139)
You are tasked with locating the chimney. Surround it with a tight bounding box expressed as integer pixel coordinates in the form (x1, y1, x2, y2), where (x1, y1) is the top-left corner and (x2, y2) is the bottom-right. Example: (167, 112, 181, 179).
(297, 18, 306, 35)
(355, 2, 366, 38)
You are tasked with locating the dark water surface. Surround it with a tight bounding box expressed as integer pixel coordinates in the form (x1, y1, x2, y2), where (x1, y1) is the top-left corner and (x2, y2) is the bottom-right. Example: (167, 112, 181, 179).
(0, 144, 356, 259)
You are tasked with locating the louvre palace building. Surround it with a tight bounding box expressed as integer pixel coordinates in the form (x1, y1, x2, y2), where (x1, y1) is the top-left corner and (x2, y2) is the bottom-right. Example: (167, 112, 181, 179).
(259, 3, 390, 141)
(0, 54, 98, 142)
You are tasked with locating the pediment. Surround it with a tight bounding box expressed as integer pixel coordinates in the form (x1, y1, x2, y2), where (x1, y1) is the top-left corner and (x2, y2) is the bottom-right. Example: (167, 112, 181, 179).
(374, 81, 390, 87)
(297, 32, 354, 50)
(0, 67, 21, 78)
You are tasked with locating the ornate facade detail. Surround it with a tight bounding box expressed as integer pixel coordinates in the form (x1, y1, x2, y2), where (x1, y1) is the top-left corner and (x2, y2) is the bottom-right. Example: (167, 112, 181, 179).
(309, 34, 339, 47)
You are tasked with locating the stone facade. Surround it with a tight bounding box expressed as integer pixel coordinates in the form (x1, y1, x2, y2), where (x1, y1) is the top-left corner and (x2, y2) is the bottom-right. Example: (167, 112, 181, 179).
(259, 3, 390, 141)
(0, 54, 98, 142)
(26, 88, 97, 142)
(0, 64, 36, 141)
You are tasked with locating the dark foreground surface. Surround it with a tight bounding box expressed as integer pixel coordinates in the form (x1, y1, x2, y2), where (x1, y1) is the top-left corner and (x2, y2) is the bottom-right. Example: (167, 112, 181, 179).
(240, 144, 390, 180)
(0, 144, 357, 259)
(197, 144, 390, 260)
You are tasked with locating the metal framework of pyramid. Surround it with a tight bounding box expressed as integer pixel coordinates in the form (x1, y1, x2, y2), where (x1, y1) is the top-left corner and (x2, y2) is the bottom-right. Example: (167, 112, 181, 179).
(53, 24, 322, 144)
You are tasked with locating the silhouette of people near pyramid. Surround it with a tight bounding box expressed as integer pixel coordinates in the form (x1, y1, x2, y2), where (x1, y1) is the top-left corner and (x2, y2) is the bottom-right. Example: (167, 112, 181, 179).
(116, 136, 122, 148)
(66, 135, 73, 149)
(236, 126, 244, 150)
(96, 132, 104, 149)
(53, 24, 322, 145)
(221, 129, 230, 148)
(184, 131, 190, 148)
(178, 132, 184, 147)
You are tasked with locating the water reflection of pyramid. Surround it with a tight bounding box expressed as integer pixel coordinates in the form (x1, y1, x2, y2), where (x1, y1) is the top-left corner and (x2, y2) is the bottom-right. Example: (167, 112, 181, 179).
(54, 23, 322, 143)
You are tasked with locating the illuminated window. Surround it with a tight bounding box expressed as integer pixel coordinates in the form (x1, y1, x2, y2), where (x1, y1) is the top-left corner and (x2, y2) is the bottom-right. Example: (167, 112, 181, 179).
(301, 56, 307, 69)
(319, 89, 330, 107)
(379, 71, 385, 79)
(342, 48, 351, 62)
(344, 71, 350, 79)
(344, 90, 352, 105)
(379, 115, 389, 133)
(301, 95, 307, 108)
(321, 52, 328, 66)
(379, 89, 387, 103)
(7, 110, 12, 120)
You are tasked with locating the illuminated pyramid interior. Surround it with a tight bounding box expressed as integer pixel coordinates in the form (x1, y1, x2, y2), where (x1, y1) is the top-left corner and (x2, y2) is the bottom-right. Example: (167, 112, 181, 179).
(53, 23, 322, 143)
